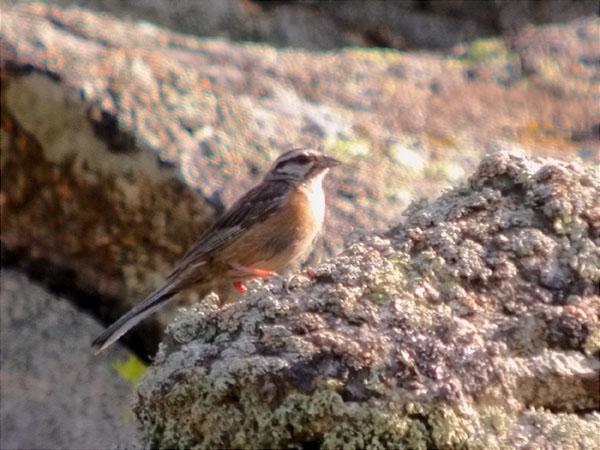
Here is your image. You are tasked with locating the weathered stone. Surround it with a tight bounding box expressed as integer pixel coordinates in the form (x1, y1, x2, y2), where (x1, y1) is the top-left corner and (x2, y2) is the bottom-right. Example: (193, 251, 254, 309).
(6, 0, 597, 51)
(135, 153, 599, 448)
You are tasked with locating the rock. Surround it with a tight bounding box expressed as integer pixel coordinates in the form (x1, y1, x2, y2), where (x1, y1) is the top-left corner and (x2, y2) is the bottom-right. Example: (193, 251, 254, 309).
(6, 0, 597, 51)
(134, 153, 600, 448)
(0, 269, 140, 449)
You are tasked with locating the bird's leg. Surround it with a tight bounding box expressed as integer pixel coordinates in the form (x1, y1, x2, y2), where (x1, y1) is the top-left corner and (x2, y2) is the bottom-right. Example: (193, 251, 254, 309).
(233, 281, 246, 293)
(230, 264, 276, 293)
(229, 263, 276, 278)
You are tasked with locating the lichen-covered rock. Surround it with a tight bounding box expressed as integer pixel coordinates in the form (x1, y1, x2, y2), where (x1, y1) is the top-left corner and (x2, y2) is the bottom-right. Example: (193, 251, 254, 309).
(134, 153, 600, 449)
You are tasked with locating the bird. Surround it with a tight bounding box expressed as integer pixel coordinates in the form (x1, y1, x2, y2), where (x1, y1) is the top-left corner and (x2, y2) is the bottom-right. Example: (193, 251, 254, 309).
(92, 148, 341, 353)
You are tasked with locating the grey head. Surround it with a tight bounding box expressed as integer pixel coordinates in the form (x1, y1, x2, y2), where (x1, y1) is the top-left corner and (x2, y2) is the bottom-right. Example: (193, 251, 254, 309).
(264, 149, 341, 184)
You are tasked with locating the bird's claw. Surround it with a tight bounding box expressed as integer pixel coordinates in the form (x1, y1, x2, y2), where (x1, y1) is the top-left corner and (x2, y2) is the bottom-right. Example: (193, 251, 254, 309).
(233, 281, 247, 293)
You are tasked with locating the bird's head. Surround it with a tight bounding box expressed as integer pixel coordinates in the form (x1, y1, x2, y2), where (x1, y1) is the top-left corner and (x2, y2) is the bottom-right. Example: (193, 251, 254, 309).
(264, 149, 341, 184)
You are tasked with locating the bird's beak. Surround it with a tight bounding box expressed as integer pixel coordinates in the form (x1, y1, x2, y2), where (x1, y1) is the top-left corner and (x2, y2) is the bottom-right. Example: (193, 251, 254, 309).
(321, 155, 342, 168)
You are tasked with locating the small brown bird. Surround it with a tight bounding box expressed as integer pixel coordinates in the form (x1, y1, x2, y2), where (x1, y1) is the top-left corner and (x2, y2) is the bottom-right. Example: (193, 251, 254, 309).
(92, 149, 340, 353)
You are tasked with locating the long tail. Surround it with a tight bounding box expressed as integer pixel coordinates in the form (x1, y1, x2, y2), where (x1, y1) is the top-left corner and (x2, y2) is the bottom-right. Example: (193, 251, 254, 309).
(91, 282, 180, 354)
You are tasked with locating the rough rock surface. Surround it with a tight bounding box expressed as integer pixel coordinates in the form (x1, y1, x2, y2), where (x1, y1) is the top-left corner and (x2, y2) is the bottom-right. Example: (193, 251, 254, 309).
(0, 269, 140, 450)
(135, 154, 599, 449)
(5, 0, 598, 51)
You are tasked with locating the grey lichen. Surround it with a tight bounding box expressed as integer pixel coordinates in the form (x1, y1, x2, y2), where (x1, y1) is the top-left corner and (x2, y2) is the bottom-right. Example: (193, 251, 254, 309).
(134, 154, 599, 449)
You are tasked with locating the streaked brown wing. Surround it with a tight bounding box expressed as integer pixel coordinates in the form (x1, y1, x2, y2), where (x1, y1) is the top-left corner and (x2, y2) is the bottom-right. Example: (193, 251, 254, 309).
(173, 180, 289, 272)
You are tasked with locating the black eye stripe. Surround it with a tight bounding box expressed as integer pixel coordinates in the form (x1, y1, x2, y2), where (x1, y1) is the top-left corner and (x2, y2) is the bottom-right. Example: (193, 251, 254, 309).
(275, 153, 315, 171)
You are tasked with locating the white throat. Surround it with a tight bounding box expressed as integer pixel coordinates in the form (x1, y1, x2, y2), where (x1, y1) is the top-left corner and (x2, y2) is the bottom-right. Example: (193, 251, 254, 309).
(300, 170, 328, 225)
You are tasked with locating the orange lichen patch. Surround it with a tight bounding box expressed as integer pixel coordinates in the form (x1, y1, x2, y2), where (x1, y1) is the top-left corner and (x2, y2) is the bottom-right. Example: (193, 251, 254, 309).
(427, 134, 458, 149)
(512, 120, 579, 151)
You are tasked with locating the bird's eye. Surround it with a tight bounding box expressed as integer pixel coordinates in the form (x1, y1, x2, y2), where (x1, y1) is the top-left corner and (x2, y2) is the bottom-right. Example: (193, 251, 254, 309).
(295, 154, 311, 164)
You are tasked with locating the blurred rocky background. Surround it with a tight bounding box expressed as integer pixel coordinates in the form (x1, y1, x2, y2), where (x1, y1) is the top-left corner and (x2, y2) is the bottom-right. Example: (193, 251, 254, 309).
(1, 1, 598, 449)
(3, 0, 599, 51)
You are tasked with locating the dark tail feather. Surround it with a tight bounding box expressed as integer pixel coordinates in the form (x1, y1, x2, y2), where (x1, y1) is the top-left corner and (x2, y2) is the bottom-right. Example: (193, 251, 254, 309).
(91, 283, 179, 354)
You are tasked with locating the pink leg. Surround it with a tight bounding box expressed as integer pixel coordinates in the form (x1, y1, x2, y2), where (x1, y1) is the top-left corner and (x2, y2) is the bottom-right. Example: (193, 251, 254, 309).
(233, 281, 247, 293)
(230, 264, 277, 294)
(230, 263, 276, 278)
